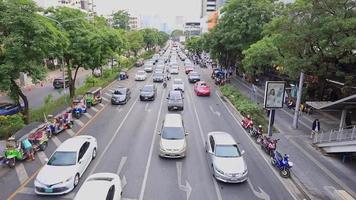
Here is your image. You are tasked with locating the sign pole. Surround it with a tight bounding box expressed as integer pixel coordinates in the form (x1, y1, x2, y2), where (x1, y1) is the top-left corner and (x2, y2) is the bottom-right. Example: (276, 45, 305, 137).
(292, 71, 304, 129)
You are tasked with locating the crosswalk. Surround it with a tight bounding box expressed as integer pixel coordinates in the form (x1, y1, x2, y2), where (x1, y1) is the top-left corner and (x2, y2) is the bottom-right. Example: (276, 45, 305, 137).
(5, 81, 129, 199)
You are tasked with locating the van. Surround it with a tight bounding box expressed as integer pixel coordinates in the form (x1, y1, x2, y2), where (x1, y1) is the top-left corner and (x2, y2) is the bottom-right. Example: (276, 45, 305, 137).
(158, 114, 188, 158)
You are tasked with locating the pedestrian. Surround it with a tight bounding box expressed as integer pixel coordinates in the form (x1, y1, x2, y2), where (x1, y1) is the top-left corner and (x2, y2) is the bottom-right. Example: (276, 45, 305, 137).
(311, 119, 321, 139)
(22, 138, 35, 161)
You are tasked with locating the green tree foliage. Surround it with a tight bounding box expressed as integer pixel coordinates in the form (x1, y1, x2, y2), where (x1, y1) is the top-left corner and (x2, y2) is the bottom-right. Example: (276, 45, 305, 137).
(171, 29, 184, 41)
(141, 28, 159, 50)
(112, 10, 130, 30)
(186, 36, 203, 56)
(0, 0, 68, 123)
(157, 31, 169, 47)
(126, 30, 145, 56)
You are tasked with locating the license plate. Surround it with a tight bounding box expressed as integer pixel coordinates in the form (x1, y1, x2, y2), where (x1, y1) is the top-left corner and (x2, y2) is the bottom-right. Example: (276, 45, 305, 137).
(174, 106, 177, 109)
(45, 188, 53, 193)
(145, 97, 148, 99)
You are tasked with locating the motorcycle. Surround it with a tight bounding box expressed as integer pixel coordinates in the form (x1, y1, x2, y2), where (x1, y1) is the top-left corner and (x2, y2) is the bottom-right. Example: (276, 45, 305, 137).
(271, 151, 293, 178)
(163, 81, 167, 88)
(260, 136, 279, 156)
(241, 116, 254, 131)
(250, 125, 263, 143)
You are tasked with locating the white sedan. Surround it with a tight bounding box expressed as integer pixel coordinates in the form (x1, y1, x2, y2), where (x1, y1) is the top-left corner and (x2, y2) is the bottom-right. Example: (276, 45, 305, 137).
(74, 173, 122, 200)
(135, 70, 147, 81)
(172, 78, 184, 92)
(34, 135, 97, 195)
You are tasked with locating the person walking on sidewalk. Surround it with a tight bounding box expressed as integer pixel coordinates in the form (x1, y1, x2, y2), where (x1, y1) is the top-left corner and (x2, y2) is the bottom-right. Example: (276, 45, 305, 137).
(311, 119, 321, 139)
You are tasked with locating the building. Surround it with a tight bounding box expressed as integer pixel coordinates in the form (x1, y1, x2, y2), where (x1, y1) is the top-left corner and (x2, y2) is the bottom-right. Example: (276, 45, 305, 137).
(174, 16, 185, 30)
(200, 0, 227, 33)
(184, 22, 201, 38)
(57, 0, 94, 13)
(129, 15, 141, 30)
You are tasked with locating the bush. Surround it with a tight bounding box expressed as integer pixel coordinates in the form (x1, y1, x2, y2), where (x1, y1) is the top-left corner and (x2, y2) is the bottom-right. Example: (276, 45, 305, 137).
(0, 114, 25, 140)
(220, 84, 268, 131)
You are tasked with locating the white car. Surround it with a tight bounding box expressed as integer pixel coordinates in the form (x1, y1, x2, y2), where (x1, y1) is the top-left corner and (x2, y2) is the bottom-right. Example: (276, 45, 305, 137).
(35, 135, 97, 195)
(170, 65, 179, 74)
(135, 70, 147, 81)
(144, 65, 153, 72)
(172, 78, 184, 92)
(159, 114, 188, 158)
(74, 173, 122, 200)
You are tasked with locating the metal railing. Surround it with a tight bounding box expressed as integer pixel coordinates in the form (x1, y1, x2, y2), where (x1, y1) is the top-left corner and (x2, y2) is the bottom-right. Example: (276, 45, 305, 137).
(314, 125, 356, 144)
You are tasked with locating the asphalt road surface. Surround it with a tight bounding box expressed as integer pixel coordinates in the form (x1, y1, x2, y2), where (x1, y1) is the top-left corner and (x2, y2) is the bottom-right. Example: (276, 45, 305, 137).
(1, 59, 307, 200)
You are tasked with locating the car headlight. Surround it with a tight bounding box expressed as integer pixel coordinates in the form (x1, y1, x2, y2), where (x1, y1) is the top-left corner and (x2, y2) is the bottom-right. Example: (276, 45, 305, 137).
(215, 167, 225, 175)
(243, 169, 248, 175)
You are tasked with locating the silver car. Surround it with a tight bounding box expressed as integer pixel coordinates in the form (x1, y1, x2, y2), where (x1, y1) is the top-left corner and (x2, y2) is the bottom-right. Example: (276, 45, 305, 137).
(206, 132, 248, 183)
(167, 90, 184, 111)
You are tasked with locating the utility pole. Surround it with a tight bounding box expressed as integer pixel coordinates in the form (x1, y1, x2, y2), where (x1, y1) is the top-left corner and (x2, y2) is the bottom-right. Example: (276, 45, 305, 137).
(292, 71, 305, 129)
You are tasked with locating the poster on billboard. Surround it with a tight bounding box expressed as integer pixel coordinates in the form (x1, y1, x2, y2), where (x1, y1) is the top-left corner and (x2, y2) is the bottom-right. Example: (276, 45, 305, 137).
(264, 81, 286, 109)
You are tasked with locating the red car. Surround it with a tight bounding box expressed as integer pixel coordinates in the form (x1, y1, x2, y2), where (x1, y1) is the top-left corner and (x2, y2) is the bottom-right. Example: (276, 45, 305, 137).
(194, 81, 211, 96)
(185, 66, 194, 74)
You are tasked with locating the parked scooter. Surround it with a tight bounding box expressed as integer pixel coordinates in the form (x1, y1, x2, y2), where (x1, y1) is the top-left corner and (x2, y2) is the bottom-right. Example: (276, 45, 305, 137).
(241, 115, 254, 131)
(260, 136, 279, 156)
(271, 151, 293, 178)
(250, 125, 263, 143)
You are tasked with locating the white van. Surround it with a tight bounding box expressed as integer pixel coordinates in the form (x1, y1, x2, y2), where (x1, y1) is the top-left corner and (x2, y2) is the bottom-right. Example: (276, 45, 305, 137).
(158, 114, 188, 158)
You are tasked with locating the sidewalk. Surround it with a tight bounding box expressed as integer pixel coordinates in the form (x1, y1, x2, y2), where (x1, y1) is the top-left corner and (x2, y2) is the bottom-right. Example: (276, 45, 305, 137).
(229, 75, 356, 199)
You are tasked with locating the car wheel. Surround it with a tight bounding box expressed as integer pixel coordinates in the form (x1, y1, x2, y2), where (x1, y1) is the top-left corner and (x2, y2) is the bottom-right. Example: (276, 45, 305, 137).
(74, 174, 80, 188)
(92, 148, 97, 160)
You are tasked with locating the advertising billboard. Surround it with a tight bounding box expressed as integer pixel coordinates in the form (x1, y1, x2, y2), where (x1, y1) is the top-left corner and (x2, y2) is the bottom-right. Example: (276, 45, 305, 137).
(263, 81, 286, 109)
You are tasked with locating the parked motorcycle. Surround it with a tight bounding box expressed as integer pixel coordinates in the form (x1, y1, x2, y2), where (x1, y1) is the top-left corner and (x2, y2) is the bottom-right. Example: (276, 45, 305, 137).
(250, 125, 263, 143)
(260, 136, 279, 156)
(271, 151, 293, 178)
(163, 81, 167, 88)
(241, 116, 254, 131)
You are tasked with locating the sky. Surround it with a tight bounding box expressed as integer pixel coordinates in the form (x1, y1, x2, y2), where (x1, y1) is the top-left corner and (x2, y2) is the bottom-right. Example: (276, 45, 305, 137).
(34, 0, 202, 31)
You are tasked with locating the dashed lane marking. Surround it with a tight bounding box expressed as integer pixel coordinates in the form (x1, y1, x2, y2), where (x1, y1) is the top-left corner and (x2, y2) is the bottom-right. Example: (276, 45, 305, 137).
(99, 103, 105, 107)
(15, 164, 28, 185)
(66, 129, 75, 137)
(101, 96, 109, 102)
(74, 119, 85, 127)
(84, 112, 92, 119)
(36, 151, 48, 165)
(51, 136, 62, 147)
(91, 106, 99, 112)
(104, 92, 111, 97)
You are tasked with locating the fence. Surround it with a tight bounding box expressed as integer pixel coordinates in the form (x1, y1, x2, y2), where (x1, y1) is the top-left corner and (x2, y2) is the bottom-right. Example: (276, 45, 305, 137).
(314, 125, 356, 144)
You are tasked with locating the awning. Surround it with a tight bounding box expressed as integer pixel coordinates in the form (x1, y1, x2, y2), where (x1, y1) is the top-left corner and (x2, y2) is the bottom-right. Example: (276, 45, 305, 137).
(306, 94, 356, 110)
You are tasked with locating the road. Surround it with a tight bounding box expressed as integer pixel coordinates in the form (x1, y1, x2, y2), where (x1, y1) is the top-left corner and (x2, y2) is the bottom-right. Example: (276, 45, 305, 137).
(1, 59, 307, 200)
(0, 69, 90, 109)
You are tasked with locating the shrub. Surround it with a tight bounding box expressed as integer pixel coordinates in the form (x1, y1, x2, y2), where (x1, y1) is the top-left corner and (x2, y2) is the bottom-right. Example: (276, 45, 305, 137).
(0, 114, 25, 140)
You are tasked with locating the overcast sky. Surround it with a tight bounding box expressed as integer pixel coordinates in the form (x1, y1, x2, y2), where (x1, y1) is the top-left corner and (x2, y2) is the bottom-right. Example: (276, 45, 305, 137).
(34, 0, 201, 28)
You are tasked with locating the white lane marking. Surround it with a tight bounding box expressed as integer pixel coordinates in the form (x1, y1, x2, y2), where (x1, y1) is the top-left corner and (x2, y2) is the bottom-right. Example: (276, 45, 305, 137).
(91, 106, 99, 112)
(84, 112, 92, 119)
(176, 162, 192, 200)
(99, 103, 105, 107)
(74, 119, 85, 127)
(186, 86, 223, 200)
(102, 96, 109, 102)
(139, 90, 166, 200)
(66, 129, 75, 137)
(209, 105, 221, 117)
(51, 136, 62, 147)
(122, 175, 127, 189)
(104, 92, 111, 97)
(215, 90, 299, 200)
(122, 198, 137, 200)
(247, 178, 270, 200)
(88, 98, 139, 175)
(15, 163, 28, 184)
(286, 134, 356, 198)
(144, 102, 151, 112)
(108, 89, 114, 93)
(116, 106, 123, 112)
(117, 156, 127, 175)
(37, 151, 48, 165)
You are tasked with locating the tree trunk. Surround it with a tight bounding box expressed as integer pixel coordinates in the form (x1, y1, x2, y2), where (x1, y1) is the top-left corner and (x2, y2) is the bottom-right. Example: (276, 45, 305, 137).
(11, 79, 29, 124)
(71, 66, 80, 96)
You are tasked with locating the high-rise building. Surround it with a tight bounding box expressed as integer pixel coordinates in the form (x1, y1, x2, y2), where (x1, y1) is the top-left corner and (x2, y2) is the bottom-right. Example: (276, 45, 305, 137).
(201, 0, 217, 18)
(184, 22, 201, 38)
(129, 15, 141, 30)
(174, 16, 185, 30)
(57, 0, 94, 13)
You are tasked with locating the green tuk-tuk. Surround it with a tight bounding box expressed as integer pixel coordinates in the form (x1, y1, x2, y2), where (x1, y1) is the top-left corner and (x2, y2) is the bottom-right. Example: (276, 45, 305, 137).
(2, 122, 47, 168)
(86, 87, 102, 108)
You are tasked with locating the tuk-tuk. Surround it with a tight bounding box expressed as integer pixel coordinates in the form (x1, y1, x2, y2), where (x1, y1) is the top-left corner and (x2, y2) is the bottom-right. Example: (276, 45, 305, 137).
(118, 69, 129, 80)
(2, 122, 48, 168)
(72, 95, 87, 119)
(46, 111, 73, 137)
(86, 87, 102, 108)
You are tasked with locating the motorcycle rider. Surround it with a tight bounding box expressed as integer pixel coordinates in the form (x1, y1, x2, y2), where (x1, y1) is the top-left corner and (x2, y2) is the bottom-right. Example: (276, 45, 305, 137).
(22, 138, 35, 161)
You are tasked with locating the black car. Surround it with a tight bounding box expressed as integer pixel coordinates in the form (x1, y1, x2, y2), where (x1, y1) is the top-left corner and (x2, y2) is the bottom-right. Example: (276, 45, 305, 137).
(53, 78, 69, 89)
(188, 72, 201, 83)
(152, 72, 164, 82)
(140, 85, 156, 101)
(111, 87, 131, 105)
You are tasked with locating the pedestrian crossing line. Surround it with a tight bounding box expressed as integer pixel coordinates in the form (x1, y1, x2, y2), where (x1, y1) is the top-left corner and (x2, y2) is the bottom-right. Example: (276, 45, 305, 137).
(104, 92, 111, 97)
(15, 163, 29, 184)
(74, 119, 85, 127)
(51, 136, 62, 147)
(91, 106, 99, 112)
(84, 112, 92, 119)
(37, 151, 48, 165)
(102, 96, 109, 102)
(66, 129, 75, 137)
(99, 103, 105, 107)
(108, 89, 114, 93)
(19, 187, 34, 195)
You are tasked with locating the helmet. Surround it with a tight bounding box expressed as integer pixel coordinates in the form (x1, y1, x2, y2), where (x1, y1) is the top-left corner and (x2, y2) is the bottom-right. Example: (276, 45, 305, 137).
(258, 125, 262, 128)
(247, 115, 251, 119)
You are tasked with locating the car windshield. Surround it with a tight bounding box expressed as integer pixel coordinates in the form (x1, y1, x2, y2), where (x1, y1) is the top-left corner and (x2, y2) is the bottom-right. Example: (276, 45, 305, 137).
(174, 80, 183, 85)
(47, 151, 77, 166)
(154, 73, 163, 77)
(137, 71, 145, 75)
(215, 145, 240, 157)
(114, 89, 126, 95)
(199, 83, 208, 87)
(169, 92, 182, 100)
(142, 85, 154, 92)
(190, 72, 199, 76)
(162, 127, 184, 140)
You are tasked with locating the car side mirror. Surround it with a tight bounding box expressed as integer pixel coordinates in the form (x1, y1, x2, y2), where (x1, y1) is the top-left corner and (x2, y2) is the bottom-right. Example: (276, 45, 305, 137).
(185, 132, 189, 136)
(208, 151, 214, 155)
(241, 150, 245, 155)
(157, 131, 161, 135)
(44, 158, 49, 163)
(166, 97, 169, 99)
